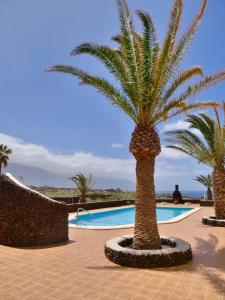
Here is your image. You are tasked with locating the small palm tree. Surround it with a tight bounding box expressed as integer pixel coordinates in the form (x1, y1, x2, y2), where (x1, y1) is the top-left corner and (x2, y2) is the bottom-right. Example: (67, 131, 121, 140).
(0, 144, 12, 175)
(70, 173, 94, 203)
(166, 108, 225, 218)
(194, 174, 213, 200)
(47, 0, 225, 249)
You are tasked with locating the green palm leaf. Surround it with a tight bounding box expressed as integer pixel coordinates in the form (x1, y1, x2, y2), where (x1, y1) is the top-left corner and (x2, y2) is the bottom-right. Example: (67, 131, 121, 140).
(70, 173, 94, 202)
(46, 0, 224, 128)
(166, 128, 213, 166)
(136, 10, 158, 85)
(186, 113, 214, 149)
(163, 66, 203, 101)
(165, 109, 225, 169)
(70, 42, 139, 108)
(155, 101, 217, 124)
(173, 71, 225, 104)
(47, 65, 138, 122)
(152, 0, 183, 104)
(194, 174, 212, 188)
(116, 0, 143, 104)
(0, 144, 12, 171)
(166, 0, 207, 81)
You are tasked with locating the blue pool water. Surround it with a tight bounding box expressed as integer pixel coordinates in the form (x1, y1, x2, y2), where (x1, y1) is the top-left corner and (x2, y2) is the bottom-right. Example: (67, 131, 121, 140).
(69, 206, 193, 227)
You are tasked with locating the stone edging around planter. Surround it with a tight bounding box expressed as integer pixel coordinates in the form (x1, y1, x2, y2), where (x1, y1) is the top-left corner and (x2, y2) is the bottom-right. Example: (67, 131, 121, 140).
(202, 216, 225, 227)
(104, 235, 192, 268)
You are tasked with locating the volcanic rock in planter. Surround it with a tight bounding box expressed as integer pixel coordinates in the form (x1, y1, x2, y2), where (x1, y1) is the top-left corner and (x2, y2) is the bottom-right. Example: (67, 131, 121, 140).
(202, 216, 225, 227)
(105, 235, 192, 268)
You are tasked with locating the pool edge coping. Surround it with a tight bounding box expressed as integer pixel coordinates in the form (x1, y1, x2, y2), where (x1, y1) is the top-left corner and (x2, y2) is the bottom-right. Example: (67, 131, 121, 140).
(68, 205, 201, 230)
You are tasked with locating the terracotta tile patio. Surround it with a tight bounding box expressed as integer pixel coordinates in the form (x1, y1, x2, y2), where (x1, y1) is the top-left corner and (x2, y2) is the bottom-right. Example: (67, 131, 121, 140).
(1, 206, 225, 299)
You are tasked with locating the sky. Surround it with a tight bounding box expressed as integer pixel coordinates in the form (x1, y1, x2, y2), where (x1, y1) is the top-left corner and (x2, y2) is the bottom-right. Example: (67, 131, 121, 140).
(0, 0, 225, 190)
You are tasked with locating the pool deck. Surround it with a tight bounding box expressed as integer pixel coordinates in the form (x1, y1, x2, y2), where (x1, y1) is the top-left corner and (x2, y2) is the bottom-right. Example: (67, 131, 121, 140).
(1, 206, 225, 299)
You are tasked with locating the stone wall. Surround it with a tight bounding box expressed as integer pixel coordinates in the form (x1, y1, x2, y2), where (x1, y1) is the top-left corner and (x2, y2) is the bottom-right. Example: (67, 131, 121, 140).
(200, 200, 214, 207)
(52, 196, 80, 204)
(0, 174, 68, 247)
(156, 198, 201, 204)
(66, 198, 205, 213)
(67, 199, 135, 213)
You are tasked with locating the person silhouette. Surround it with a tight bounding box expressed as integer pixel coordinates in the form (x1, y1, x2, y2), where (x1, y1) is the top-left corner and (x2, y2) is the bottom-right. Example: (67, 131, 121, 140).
(172, 185, 183, 204)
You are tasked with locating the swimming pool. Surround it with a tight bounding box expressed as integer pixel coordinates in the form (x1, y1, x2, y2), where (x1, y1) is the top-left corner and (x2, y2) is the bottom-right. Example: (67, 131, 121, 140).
(69, 206, 198, 229)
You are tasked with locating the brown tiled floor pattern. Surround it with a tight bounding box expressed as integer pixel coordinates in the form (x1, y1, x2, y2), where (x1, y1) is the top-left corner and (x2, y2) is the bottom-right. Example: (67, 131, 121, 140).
(0, 207, 225, 299)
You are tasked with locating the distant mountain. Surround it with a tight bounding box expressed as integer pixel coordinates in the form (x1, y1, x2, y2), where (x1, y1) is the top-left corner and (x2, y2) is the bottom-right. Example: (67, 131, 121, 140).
(5, 163, 135, 190)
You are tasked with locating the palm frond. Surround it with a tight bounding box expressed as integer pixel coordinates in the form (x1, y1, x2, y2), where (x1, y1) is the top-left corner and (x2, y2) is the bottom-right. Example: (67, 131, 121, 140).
(152, 0, 183, 103)
(0, 144, 12, 169)
(111, 35, 121, 44)
(116, 0, 143, 104)
(156, 101, 218, 124)
(136, 10, 158, 85)
(194, 174, 212, 188)
(70, 42, 139, 107)
(70, 173, 94, 199)
(165, 129, 214, 167)
(47, 65, 138, 122)
(165, 109, 225, 169)
(166, 0, 207, 81)
(173, 71, 225, 103)
(71, 43, 128, 82)
(163, 66, 203, 101)
(186, 113, 214, 149)
(47, 0, 225, 131)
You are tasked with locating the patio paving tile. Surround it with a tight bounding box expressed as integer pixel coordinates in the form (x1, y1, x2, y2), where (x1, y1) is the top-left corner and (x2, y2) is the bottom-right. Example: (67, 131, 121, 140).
(1, 206, 225, 299)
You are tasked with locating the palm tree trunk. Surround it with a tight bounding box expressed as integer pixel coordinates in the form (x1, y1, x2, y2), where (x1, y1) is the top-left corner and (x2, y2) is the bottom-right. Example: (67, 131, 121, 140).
(207, 188, 213, 200)
(213, 168, 225, 219)
(133, 157, 161, 249)
(79, 193, 86, 203)
(130, 125, 161, 250)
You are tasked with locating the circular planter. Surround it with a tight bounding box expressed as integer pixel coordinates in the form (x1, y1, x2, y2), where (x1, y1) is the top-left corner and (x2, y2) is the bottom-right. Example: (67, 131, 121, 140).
(202, 216, 225, 227)
(104, 235, 192, 268)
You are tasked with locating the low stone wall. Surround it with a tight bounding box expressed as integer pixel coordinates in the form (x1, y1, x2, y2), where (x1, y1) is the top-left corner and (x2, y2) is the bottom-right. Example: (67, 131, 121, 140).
(66, 198, 208, 213)
(200, 200, 214, 207)
(105, 235, 192, 268)
(52, 196, 80, 204)
(202, 216, 225, 227)
(0, 174, 69, 247)
(67, 199, 135, 213)
(52, 194, 112, 204)
(157, 198, 201, 204)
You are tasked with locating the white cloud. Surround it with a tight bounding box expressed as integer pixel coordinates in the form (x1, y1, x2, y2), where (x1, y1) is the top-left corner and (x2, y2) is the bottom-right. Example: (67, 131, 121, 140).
(111, 143, 124, 148)
(160, 146, 187, 159)
(155, 159, 188, 178)
(0, 132, 190, 182)
(161, 120, 203, 139)
(162, 121, 190, 131)
(0, 133, 135, 180)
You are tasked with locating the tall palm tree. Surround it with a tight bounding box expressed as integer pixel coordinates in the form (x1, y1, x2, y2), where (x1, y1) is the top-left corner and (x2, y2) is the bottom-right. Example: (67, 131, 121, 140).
(0, 144, 12, 175)
(47, 0, 225, 249)
(166, 108, 225, 218)
(194, 174, 213, 200)
(70, 173, 94, 203)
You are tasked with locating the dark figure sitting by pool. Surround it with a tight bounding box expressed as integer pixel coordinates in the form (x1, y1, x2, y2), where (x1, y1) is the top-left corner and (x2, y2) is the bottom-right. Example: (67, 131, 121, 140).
(173, 185, 183, 204)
